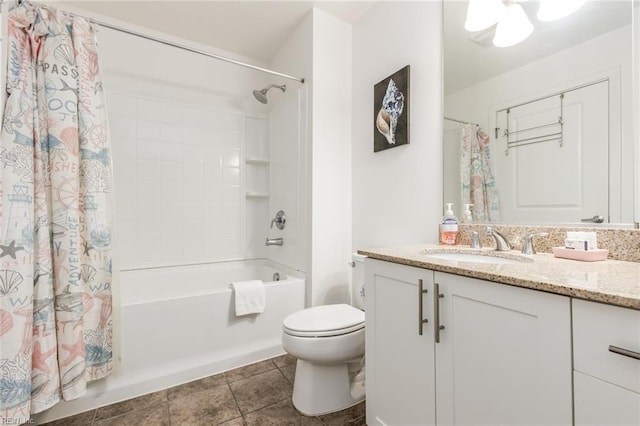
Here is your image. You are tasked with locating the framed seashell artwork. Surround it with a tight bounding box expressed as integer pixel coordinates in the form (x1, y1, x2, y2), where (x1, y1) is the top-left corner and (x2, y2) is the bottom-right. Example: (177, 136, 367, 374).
(373, 65, 410, 152)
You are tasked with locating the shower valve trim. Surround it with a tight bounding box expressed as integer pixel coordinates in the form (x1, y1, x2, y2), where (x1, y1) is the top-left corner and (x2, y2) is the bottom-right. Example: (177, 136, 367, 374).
(270, 210, 286, 230)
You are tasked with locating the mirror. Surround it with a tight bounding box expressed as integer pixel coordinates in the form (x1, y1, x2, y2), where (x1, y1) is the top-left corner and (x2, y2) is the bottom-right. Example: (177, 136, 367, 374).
(443, 0, 635, 225)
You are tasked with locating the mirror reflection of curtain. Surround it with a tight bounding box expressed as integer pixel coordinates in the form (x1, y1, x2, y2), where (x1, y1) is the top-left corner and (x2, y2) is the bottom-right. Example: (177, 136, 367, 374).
(460, 124, 501, 221)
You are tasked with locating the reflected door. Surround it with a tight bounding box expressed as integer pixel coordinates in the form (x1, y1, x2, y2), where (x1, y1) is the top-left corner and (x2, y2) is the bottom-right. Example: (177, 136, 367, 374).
(494, 81, 609, 223)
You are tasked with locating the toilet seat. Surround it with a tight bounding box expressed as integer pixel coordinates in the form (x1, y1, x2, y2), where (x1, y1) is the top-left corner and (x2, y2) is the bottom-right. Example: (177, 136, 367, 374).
(283, 304, 364, 338)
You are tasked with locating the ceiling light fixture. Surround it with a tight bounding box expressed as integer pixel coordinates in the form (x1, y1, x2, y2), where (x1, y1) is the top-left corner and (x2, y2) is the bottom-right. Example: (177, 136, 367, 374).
(464, 0, 506, 32)
(493, 3, 534, 48)
(537, 0, 585, 22)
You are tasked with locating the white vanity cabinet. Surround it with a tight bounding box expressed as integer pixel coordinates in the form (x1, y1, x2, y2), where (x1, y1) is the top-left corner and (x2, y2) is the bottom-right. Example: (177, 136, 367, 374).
(434, 271, 573, 426)
(365, 259, 436, 426)
(573, 299, 640, 426)
(365, 258, 573, 426)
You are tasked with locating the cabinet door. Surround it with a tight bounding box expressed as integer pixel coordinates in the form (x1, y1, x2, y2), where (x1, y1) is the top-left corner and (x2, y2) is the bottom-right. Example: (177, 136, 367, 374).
(575, 371, 640, 426)
(434, 272, 572, 426)
(573, 300, 640, 425)
(365, 258, 436, 426)
(573, 299, 640, 394)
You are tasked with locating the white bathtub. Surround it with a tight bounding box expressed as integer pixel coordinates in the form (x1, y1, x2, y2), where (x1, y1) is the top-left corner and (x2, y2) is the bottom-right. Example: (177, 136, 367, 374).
(36, 259, 305, 423)
(119, 259, 305, 383)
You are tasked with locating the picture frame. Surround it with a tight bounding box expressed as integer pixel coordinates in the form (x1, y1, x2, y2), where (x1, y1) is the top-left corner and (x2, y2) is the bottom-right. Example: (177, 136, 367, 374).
(373, 65, 410, 152)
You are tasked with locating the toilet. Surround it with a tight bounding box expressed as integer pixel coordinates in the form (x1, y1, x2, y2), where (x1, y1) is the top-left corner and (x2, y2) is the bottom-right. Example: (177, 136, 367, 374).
(282, 253, 366, 416)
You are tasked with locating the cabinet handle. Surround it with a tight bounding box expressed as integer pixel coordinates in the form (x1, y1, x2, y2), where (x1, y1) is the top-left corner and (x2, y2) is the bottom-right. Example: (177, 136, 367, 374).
(418, 279, 429, 336)
(434, 283, 445, 343)
(609, 345, 640, 361)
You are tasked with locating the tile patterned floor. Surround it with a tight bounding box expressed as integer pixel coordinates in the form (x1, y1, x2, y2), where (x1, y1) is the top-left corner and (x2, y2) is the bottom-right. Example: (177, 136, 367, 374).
(41, 355, 366, 426)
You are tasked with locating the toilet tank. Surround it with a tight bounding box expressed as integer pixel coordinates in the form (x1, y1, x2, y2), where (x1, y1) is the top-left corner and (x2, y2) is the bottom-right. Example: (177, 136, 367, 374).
(351, 253, 367, 310)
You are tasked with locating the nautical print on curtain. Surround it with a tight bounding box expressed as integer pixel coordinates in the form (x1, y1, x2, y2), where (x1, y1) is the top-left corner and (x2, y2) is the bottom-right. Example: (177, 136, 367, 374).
(0, 3, 113, 423)
(460, 124, 501, 222)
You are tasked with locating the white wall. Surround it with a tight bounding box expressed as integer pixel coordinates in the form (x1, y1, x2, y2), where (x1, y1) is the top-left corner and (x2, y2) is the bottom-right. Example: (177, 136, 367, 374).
(352, 1, 443, 251)
(310, 9, 353, 305)
(269, 8, 353, 307)
(445, 26, 634, 223)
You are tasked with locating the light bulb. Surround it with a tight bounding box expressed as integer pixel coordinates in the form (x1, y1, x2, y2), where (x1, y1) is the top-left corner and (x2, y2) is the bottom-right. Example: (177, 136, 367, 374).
(537, 0, 585, 22)
(493, 3, 534, 48)
(464, 0, 506, 32)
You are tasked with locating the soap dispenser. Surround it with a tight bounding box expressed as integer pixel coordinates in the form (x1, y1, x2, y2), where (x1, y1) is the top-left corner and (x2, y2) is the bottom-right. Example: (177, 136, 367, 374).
(462, 204, 474, 223)
(440, 203, 460, 245)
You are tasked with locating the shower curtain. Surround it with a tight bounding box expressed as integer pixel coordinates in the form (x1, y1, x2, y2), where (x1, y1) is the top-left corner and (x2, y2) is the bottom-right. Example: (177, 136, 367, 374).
(460, 124, 500, 221)
(0, 4, 113, 423)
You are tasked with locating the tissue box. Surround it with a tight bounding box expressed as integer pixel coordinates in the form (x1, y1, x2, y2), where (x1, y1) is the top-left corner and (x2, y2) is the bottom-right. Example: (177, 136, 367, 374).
(566, 231, 598, 249)
(564, 239, 590, 251)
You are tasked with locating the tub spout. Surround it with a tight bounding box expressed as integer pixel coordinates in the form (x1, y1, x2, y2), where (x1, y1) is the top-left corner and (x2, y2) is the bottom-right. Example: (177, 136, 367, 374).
(265, 238, 283, 246)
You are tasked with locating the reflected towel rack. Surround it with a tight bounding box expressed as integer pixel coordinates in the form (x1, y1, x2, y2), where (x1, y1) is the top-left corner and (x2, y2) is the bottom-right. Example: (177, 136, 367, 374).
(494, 78, 609, 156)
(501, 93, 564, 155)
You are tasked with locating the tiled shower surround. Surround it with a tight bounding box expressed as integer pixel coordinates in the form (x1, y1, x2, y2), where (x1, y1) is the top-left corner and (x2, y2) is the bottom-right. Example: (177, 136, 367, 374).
(109, 92, 258, 269)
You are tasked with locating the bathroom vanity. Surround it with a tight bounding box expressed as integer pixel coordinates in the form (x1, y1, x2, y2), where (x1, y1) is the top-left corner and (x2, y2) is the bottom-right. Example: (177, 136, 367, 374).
(360, 245, 640, 426)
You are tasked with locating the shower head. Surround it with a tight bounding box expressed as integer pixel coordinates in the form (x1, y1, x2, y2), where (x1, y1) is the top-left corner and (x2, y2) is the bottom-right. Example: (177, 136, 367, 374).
(252, 89, 269, 104)
(252, 84, 286, 104)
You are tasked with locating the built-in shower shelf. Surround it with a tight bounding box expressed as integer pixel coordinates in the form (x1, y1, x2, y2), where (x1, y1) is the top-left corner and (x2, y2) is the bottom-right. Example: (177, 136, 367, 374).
(246, 192, 270, 198)
(246, 157, 270, 165)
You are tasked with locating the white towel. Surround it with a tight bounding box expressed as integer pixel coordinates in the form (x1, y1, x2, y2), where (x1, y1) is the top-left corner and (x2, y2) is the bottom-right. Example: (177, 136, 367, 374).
(231, 280, 266, 316)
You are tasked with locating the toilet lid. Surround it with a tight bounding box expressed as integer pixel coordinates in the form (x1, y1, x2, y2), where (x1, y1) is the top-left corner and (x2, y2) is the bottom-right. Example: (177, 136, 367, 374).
(283, 304, 365, 337)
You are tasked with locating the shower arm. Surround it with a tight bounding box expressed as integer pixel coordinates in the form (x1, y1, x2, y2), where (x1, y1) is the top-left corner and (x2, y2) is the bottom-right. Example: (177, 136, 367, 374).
(263, 84, 286, 92)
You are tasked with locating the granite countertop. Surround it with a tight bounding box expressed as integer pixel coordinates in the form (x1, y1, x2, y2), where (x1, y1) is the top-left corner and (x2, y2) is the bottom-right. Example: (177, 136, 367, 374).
(358, 244, 640, 310)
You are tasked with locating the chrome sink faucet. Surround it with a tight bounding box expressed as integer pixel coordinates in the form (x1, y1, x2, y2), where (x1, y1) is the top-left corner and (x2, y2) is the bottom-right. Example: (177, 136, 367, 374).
(485, 227, 511, 251)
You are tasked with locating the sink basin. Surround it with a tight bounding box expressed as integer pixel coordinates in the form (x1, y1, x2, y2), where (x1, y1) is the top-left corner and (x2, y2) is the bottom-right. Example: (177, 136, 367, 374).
(421, 251, 533, 265)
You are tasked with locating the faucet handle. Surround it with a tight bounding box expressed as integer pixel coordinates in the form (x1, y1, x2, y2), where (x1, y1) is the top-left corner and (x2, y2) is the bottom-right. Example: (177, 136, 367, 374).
(469, 231, 481, 249)
(521, 232, 549, 255)
(270, 210, 286, 230)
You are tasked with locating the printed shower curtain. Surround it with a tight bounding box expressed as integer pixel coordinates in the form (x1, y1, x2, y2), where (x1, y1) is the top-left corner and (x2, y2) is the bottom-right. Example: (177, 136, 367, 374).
(460, 124, 500, 221)
(0, 4, 113, 423)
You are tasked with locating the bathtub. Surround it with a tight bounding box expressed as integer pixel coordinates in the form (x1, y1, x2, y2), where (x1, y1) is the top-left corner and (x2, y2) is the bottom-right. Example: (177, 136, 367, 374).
(118, 259, 305, 385)
(36, 259, 305, 423)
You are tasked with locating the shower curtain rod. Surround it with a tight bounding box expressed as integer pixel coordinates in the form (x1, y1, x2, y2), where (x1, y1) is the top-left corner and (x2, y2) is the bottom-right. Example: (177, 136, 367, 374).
(7, 0, 306, 84)
(444, 116, 477, 126)
(91, 20, 306, 84)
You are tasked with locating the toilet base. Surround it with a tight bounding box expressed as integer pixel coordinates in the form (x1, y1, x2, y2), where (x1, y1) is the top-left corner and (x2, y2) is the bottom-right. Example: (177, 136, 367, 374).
(291, 359, 366, 416)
